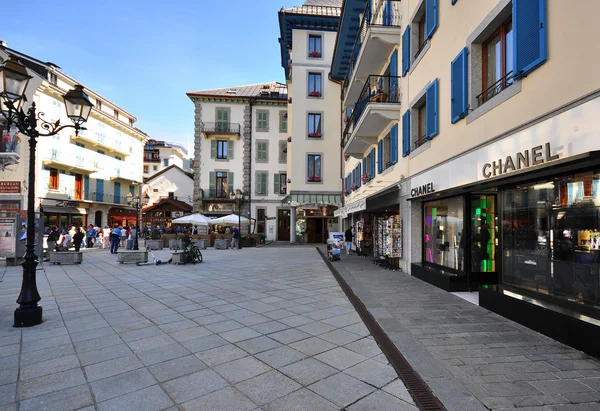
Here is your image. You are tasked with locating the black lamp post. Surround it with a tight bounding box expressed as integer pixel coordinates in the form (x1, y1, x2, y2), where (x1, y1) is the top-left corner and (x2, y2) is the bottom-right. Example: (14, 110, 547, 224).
(126, 192, 142, 250)
(0, 57, 93, 327)
(234, 189, 245, 249)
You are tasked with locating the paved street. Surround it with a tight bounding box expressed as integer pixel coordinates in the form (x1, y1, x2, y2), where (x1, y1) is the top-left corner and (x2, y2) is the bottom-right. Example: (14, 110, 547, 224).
(0, 246, 416, 411)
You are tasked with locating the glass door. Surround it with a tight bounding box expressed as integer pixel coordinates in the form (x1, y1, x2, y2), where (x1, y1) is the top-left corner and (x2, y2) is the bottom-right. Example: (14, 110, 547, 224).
(470, 194, 498, 286)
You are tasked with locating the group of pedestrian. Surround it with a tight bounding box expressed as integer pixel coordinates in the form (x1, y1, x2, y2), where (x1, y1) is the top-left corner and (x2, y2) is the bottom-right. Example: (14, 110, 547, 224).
(44, 223, 138, 256)
(109, 226, 136, 254)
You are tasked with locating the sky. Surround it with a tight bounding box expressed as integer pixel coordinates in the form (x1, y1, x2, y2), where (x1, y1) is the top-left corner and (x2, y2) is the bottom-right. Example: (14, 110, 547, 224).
(2, 0, 301, 156)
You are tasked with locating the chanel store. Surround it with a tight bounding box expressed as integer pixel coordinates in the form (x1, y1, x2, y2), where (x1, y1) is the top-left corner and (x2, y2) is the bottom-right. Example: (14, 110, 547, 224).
(409, 96, 600, 357)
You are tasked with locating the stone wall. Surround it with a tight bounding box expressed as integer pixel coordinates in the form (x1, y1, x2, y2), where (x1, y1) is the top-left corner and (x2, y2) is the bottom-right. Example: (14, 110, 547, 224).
(193, 101, 203, 212)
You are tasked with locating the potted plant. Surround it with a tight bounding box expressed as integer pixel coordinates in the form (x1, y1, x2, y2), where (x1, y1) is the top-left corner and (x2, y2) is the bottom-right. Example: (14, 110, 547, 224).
(282, 147, 287, 153)
(287, 136, 292, 143)
(350, 182, 358, 191)
(287, 178, 292, 184)
(308, 51, 322, 58)
(288, 97, 292, 103)
(308, 176, 321, 182)
(147, 227, 163, 250)
(343, 115, 348, 123)
(343, 189, 349, 196)
(308, 132, 321, 138)
(308, 91, 321, 97)
(281, 184, 287, 193)
(283, 112, 288, 119)
(344, 153, 349, 161)
(361, 173, 371, 183)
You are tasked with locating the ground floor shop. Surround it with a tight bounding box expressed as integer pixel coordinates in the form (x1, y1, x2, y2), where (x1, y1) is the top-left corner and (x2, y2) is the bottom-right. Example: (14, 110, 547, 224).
(40, 198, 89, 229)
(283, 192, 342, 244)
(142, 197, 193, 229)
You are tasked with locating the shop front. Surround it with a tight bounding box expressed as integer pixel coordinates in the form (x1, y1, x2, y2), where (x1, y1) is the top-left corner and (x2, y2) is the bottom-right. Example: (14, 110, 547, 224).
(40, 198, 88, 229)
(282, 192, 342, 244)
(142, 197, 193, 229)
(409, 95, 600, 356)
(108, 207, 138, 228)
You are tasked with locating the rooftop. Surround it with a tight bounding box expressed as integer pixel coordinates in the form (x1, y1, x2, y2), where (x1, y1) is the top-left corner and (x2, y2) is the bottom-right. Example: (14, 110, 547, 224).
(187, 82, 287, 100)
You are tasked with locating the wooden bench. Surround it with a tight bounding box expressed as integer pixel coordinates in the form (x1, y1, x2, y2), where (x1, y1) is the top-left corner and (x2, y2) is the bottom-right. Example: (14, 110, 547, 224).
(49, 251, 83, 265)
(117, 250, 148, 264)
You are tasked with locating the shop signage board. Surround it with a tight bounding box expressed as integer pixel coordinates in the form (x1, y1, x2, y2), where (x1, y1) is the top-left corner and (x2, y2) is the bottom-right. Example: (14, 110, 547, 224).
(410, 96, 600, 197)
(0, 218, 16, 258)
(0, 181, 20, 193)
(334, 198, 366, 218)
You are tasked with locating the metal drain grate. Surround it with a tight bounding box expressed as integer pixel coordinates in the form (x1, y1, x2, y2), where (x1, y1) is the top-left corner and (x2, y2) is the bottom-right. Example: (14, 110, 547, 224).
(317, 248, 446, 411)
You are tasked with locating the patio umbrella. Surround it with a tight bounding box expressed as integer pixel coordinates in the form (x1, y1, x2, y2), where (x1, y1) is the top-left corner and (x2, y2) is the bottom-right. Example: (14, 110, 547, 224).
(210, 213, 250, 225)
(171, 213, 212, 226)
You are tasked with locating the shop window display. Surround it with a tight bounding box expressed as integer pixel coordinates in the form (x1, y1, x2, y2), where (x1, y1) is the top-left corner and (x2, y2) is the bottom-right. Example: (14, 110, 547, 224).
(502, 171, 600, 308)
(376, 215, 402, 259)
(423, 197, 464, 271)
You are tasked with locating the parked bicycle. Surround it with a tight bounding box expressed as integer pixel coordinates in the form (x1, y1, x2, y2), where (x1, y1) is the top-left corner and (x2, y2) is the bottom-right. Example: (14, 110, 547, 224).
(173, 243, 203, 264)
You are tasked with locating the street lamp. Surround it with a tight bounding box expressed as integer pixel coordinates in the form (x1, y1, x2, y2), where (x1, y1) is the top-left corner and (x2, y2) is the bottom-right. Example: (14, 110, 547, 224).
(0, 57, 93, 327)
(234, 189, 245, 249)
(126, 192, 142, 250)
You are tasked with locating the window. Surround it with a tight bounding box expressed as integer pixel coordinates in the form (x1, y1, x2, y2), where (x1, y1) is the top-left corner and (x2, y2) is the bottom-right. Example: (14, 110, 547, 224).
(416, 13, 427, 58)
(479, 19, 514, 106)
(256, 140, 268, 163)
(217, 140, 228, 159)
(256, 110, 269, 132)
(308, 113, 322, 138)
(216, 108, 230, 131)
(215, 171, 228, 198)
(416, 103, 427, 149)
(97, 149, 105, 155)
(153, 165, 158, 171)
(49, 168, 59, 190)
(256, 171, 268, 195)
(308, 72, 322, 97)
(279, 111, 288, 133)
(256, 208, 267, 234)
(49, 73, 57, 85)
(114, 110, 119, 120)
(408, 0, 438, 69)
(423, 196, 465, 270)
(163, 158, 169, 167)
(279, 141, 287, 164)
(96, 100, 102, 110)
(403, 79, 438, 157)
(308, 34, 322, 58)
(280, 173, 287, 194)
(143, 165, 149, 174)
(115, 155, 122, 161)
(307, 154, 322, 182)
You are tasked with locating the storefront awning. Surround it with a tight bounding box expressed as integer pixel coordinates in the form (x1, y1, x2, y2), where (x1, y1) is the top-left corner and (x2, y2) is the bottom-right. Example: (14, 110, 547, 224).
(41, 206, 87, 215)
(334, 199, 366, 218)
(282, 192, 342, 208)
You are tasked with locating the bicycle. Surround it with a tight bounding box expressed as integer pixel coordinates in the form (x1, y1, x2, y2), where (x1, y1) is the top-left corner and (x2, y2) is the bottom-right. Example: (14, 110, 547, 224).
(173, 243, 203, 264)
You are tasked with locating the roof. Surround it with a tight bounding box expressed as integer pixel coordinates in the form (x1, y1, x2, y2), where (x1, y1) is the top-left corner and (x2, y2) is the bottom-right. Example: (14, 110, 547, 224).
(143, 164, 193, 183)
(144, 140, 188, 156)
(187, 82, 287, 101)
(304, 0, 343, 6)
(142, 197, 193, 213)
(330, 0, 367, 80)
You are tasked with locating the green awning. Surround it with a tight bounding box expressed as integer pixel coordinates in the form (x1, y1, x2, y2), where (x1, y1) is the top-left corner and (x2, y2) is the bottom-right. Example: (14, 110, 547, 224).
(282, 192, 343, 207)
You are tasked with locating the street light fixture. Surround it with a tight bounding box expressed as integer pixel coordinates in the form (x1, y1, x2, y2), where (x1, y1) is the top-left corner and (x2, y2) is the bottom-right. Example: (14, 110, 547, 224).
(126, 192, 142, 250)
(234, 189, 245, 249)
(0, 57, 93, 327)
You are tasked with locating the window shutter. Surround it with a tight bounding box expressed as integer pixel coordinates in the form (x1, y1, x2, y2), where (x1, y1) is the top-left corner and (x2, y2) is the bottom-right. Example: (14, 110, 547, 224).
(279, 141, 286, 163)
(402, 26, 411, 76)
(211, 140, 216, 159)
(228, 140, 234, 160)
(390, 124, 399, 164)
(425, 0, 438, 39)
(362, 158, 367, 179)
(451, 48, 469, 123)
(370, 148, 375, 178)
(274, 173, 280, 195)
(377, 140, 383, 174)
(209, 172, 216, 195)
(357, 163, 361, 188)
(390, 50, 398, 98)
(227, 172, 234, 194)
(513, 0, 547, 78)
(402, 109, 411, 157)
(84, 175, 90, 200)
(263, 173, 268, 195)
(426, 79, 439, 139)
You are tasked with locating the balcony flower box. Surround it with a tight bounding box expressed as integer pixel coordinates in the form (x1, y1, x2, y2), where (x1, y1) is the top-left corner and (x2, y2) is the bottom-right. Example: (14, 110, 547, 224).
(281, 185, 287, 191)
(308, 132, 321, 138)
(283, 112, 288, 119)
(287, 136, 292, 143)
(288, 59, 292, 67)
(287, 178, 292, 184)
(343, 115, 348, 123)
(308, 176, 321, 182)
(343, 189, 349, 196)
(344, 154, 349, 161)
(361, 173, 371, 183)
(308, 51, 322, 58)
(350, 183, 358, 191)
(308, 91, 321, 97)
(288, 97, 292, 103)
(282, 147, 287, 153)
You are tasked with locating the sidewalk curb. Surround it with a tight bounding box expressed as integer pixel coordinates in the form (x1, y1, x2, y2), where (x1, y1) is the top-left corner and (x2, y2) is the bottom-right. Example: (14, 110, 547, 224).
(316, 247, 446, 411)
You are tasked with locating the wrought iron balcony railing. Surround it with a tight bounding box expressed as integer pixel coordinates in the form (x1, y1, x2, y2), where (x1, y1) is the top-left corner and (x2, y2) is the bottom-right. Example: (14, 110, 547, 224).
(201, 188, 239, 200)
(342, 0, 402, 102)
(201, 122, 241, 134)
(476, 71, 515, 107)
(342, 74, 401, 148)
(47, 189, 134, 205)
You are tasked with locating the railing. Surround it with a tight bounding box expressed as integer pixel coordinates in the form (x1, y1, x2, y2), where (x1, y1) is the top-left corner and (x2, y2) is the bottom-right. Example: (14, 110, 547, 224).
(49, 189, 133, 205)
(476, 71, 515, 107)
(414, 39, 428, 59)
(201, 122, 241, 134)
(414, 135, 428, 150)
(203, 188, 238, 199)
(342, 0, 402, 101)
(342, 74, 401, 148)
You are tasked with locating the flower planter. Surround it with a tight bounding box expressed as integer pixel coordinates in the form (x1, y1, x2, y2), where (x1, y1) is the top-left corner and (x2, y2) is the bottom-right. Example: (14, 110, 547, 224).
(308, 133, 321, 138)
(288, 97, 292, 103)
(308, 51, 322, 58)
(287, 178, 292, 184)
(146, 240, 163, 250)
(308, 92, 321, 97)
(308, 177, 322, 183)
(282, 148, 287, 153)
(287, 136, 292, 143)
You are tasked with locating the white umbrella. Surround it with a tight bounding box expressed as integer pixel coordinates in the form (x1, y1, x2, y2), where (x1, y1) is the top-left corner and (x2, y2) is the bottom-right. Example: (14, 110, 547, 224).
(210, 213, 249, 225)
(171, 213, 211, 226)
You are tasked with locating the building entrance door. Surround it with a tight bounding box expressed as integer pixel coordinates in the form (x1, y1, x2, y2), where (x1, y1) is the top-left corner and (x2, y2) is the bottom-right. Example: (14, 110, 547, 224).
(469, 194, 498, 288)
(277, 209, 290, 241)
(75, 174, 83, 200)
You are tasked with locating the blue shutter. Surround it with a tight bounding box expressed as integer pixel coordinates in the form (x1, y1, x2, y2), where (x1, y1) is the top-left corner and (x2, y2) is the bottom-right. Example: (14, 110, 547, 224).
(402, 110, 411, 157)
(390, 124, 398, 164)
(426, 79, 439, 139)
(452, 0, 457, 4)
(370, 149, 375, 178)
(377, 140, 383, 174)
(401, 26, 411, 76)
(357, 163, 361, 188)
(114, 182, 121, 204)
(389, 49, 398, 101)
(451, 48, 469, 123)
(362, 157, 367, 180)
(383, 0, 392, 25)
(426, 0, 438, 39)
(513, 0, 547, 78)
(84, 175, 90, 200)
(96, 179, 104, 202)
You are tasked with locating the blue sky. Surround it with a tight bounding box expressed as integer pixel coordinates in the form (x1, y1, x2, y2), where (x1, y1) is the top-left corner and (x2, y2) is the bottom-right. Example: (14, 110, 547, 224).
(2, 0, 300, 155)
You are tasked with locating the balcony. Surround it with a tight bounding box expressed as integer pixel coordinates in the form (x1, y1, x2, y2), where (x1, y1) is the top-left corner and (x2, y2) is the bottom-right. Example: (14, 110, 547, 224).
(200, 122, 241, 136)
(42, 147, 97, 174)
(343, 0, 401, 106)
(200, 188, 237, 200)
(343, 74, 400, 156)
(110, 167, 140, 184)
(70, 130, 130, 157)
(43, 188, 133, 205)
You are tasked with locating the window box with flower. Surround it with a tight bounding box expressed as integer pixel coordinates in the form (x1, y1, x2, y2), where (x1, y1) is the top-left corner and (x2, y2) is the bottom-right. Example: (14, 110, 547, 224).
(344, 153, 349, 161)
(287, 136, 292, 143)
(350, 183, 358, 191)
(308, 132, 321, 138)
(308, 91, 321, 97)
(308, 176, 321, 182)
(343, 189, 349, 196)
(308, 51, 322, 58)
(281, 147, 287, 153)
(361, 173, 371, 184)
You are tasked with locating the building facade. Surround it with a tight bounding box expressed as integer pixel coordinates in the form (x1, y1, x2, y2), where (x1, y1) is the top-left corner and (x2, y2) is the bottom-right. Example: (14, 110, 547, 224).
(278, 0, 343, 244)
(331, 0, 600, 355)
(187, 83, 290, 241)
(143, 139, 190, 178)
(1, 43, 146, 232)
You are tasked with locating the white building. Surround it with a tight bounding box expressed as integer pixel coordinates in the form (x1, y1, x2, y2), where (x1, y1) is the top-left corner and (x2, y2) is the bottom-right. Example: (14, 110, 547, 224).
(143, 139, 191, 177)
(0, 43, 146, 230)
(187, 83, 290, 241)
(277, 0, 343, 243)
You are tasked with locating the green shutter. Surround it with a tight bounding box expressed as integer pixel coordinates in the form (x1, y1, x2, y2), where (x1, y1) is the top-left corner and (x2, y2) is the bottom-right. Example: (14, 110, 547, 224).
(209, 171, 216, 196)
(257, 111, 269, 131)
(262, 173, 268, 195)
(211, 140, 216, 159)
(257, 142, 268, 162)
(279, 112, 287, 132)
(228, 140, 234, 160)
(279, 141, 286, 163)
(227, 172, 234, 195)
(274, 173, 280, 194)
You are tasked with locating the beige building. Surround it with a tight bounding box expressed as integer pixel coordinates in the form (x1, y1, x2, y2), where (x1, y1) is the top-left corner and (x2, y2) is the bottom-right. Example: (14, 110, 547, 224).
(331, 0, 600, 355)
(278, 0, 343, 244)
(143, 139, 190, 178)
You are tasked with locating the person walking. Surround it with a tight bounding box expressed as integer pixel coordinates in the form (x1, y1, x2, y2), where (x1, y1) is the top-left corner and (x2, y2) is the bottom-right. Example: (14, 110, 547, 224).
(73, 227, 85, 252)
(345, 226, 353, 255)
(120, 226, 127, 247)
(47, 226, 58, 257)
(110, 226, 121, 254)
(86, 224, 95, 248)
(102, 226, 111, 249)
(231, 225, 239, 250)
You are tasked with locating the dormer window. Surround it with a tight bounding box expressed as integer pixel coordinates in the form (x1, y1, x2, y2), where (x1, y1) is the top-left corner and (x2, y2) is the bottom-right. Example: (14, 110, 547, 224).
(49, 73, 57, 85)
(96, 100, 102, 110)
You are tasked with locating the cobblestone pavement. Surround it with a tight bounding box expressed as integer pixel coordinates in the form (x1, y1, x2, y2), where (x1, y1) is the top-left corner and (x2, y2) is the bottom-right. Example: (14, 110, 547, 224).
(0, 247, 416, 411)
(332, 252, 600, 411)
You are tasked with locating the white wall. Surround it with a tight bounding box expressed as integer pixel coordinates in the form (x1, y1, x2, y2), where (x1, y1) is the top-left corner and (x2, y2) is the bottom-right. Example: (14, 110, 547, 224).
(143, 167, 193, 206)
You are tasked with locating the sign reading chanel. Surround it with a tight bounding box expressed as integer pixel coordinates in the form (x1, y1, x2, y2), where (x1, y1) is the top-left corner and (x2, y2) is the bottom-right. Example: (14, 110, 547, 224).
(482, 142, 559, 179)
(411, 183, 435, 198)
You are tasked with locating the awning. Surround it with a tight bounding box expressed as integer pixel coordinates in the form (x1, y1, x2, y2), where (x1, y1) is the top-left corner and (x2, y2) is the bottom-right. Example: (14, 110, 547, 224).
(41, 206, 87, 215)
(366, 185, 400, 211)
(282, 192, 342, 208)
(334, 199, 366, 218)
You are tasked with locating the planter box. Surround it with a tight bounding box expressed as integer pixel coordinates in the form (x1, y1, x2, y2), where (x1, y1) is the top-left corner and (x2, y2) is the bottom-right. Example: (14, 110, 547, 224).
(171, 251, 186, 265)
(49, 251, 83, 265)
(169, 239, 182, 250)
(200, 235, 213, 247)
(117, 250, 148, 264)
(241, 239, 256, 248)
(214, 239, 229, 250)
(147, 240, 163, 250)
(193, 239, 207, 250)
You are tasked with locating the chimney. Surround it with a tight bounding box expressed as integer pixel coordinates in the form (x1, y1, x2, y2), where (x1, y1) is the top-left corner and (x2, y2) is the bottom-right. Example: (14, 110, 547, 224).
(0, 40, 7, 48)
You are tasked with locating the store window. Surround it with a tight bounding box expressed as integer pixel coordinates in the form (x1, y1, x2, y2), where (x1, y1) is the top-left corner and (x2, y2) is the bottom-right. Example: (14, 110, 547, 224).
(423, 197, 465, 271)
(502, 171, 600, 308)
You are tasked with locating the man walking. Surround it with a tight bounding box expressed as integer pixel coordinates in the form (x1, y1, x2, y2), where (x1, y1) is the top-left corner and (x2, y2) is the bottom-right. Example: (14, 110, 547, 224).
(110, 226, 121, 254)
(231, 225, 239, 250)
(73, 227, 85, 252)
(345, 226, 353, 255)
(86, 224, 95, 248)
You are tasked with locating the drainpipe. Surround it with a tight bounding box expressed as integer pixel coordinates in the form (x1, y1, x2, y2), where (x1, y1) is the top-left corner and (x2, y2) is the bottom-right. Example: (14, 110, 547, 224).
(248, 99, 253, 235)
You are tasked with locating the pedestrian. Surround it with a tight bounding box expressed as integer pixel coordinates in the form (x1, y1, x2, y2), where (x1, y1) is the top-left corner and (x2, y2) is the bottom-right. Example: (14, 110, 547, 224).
(110, 226, 122, 254)
(86, 224, 95, 248)
(72, 227, 85, 252)
(192, 226, 198, 235)
(102, 226, 111, 249)
(46, 226, 58, 257)
(120, 226, 127, 247)
(345, 226, 353, 255)
(231, 225, 239, 250)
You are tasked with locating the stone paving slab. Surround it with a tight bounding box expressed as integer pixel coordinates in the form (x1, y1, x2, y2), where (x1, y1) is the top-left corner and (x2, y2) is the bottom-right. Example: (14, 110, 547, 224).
(0, 247, 416, 410)
(332, 251, 600, 410)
